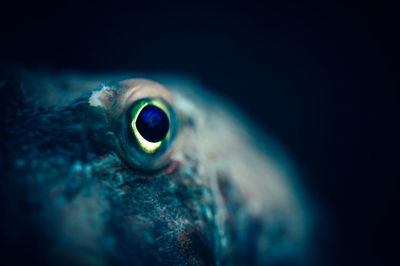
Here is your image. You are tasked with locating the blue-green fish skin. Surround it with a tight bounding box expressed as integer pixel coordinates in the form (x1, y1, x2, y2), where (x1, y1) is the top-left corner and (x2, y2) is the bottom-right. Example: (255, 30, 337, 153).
(0, 66, 313, 265)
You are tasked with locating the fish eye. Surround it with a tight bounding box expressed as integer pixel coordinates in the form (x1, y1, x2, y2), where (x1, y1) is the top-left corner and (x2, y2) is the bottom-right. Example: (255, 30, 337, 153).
(108, 79, 178, 171)
(127, 98, 172, 154)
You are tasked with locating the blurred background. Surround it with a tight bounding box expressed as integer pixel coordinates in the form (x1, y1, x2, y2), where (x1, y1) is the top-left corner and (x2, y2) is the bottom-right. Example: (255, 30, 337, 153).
(1, 1, 398, 265)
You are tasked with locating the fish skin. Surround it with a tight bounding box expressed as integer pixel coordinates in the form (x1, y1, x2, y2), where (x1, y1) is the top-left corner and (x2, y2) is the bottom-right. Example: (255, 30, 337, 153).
(0, 66, 313, 265)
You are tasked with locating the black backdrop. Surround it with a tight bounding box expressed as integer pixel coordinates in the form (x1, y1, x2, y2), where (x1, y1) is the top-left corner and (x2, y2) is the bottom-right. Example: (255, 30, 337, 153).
(1, 1, 398, 265)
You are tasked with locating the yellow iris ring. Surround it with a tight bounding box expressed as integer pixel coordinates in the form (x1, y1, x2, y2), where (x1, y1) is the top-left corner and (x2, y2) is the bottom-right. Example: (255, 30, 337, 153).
(130, 99, 171, 153)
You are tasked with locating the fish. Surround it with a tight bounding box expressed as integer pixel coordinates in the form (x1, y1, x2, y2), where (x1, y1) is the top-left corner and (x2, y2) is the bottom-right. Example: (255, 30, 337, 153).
(0, 65, 312, 265)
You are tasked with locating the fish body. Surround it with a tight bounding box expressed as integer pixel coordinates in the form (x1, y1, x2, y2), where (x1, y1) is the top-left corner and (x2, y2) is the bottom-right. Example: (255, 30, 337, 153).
(0, 67, 311, 265)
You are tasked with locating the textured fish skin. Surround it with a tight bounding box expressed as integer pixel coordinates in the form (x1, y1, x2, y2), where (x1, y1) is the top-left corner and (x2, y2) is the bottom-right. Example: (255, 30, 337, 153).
(0, 66, 312, 265)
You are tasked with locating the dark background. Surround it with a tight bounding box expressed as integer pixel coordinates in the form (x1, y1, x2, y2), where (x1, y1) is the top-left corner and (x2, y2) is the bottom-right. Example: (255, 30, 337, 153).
(1, 1, 398, 265)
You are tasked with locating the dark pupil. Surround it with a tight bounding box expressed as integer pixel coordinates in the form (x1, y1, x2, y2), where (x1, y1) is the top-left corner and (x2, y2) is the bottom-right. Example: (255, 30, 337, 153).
(136, 105, 169, 142)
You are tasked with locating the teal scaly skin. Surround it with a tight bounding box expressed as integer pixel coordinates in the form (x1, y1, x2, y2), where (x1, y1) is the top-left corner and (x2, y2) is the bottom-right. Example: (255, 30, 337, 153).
(0, 66, 312, 265)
